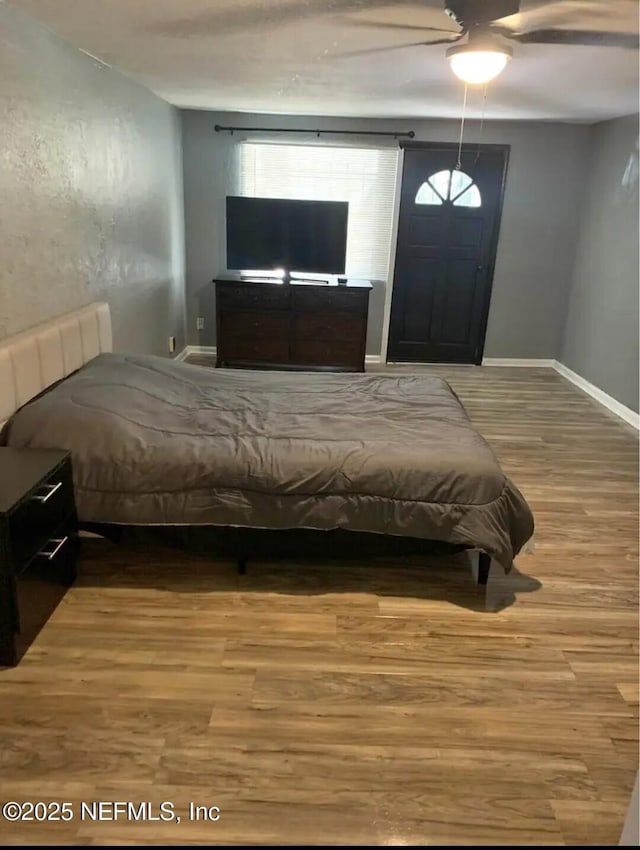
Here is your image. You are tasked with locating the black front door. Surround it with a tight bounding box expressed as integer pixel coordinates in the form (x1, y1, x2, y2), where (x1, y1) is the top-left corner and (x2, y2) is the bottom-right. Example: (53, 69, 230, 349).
(388, 143, 509, 364)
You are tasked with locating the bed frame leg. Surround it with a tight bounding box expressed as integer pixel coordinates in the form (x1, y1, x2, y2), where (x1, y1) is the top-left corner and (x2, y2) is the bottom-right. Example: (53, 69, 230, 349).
(237, 556, 248, 576)
(477, 552, 491, 586)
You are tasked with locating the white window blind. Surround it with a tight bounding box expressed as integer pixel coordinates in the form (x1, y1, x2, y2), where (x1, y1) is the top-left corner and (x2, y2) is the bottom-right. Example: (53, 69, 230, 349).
(237, 142, 399, 281)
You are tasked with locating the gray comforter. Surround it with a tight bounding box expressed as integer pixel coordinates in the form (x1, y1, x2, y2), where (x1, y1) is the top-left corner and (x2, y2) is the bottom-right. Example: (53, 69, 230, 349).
(6, 353, 534, 571)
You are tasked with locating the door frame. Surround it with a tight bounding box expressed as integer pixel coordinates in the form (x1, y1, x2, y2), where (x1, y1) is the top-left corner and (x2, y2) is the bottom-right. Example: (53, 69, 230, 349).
(382, 140, 511, 365)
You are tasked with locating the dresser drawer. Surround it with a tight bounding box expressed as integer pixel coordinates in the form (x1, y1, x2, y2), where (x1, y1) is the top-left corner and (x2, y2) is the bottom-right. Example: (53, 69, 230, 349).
(221, 310, 289, 339)
(217, 283, 290, 311)
(292, 338, 362, 369)
(294, 311, 364, 341)
(292, 288, 367, 314)
(222, 337, 290, 364)
(9, 460, 74, 570)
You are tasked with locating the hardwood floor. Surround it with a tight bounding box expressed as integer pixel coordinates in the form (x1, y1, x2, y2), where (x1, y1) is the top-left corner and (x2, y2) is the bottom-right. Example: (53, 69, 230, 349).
(0, 362, 637, 846)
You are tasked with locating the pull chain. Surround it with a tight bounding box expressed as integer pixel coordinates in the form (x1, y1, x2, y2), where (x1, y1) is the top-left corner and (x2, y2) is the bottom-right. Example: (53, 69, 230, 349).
(474, 83, 489, 167)
(455, 82, 469, 171)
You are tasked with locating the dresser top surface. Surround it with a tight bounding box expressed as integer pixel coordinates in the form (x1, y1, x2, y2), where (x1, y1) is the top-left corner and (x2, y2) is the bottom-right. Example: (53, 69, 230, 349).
(212, 274, 372, 290)
(0, 448, 69, 514)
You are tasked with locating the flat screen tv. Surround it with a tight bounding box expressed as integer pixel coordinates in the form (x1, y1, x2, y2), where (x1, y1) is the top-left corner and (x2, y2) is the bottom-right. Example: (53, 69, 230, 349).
(226, 196, 348, 275)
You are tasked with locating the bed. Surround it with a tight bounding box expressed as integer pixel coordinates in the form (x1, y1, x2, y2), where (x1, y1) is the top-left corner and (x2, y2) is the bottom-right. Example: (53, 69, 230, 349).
(0, 303, 534, 582)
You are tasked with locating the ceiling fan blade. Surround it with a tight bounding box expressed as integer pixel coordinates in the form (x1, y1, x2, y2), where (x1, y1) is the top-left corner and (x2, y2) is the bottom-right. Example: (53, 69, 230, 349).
(494, 1, 640, 40)
(337, 36, 462, 59)
(508, 28, 640, 48)
(514, 0, 639, 11)
(340, 19, 461, 35)
(503, 0, 578, 13)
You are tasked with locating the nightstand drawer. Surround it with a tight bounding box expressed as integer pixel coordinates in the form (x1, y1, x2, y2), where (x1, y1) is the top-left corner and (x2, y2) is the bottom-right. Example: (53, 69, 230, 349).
(13, 530, 76, 652)
(9, 460, 74, 569)
(16, 520, 76, 576)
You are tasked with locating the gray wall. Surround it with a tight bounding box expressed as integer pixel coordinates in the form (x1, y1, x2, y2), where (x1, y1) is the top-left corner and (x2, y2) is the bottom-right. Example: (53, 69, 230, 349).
(182, 109, 590, 357)
(560, 114, 639, 412)
(0, 3, 186, 355)
(182, 111, 236, 350)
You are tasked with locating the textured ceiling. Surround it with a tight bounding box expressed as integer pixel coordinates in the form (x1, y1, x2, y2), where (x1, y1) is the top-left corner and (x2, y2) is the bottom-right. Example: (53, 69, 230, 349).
(9, 0, 640, 121)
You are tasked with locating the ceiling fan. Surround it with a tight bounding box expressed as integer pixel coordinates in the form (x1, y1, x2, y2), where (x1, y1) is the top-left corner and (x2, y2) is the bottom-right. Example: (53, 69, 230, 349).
(340, 0, 640, 84)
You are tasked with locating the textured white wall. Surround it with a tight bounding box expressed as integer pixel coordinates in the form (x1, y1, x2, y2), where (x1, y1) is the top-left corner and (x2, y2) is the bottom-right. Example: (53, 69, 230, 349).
(0, 3, 186, 355)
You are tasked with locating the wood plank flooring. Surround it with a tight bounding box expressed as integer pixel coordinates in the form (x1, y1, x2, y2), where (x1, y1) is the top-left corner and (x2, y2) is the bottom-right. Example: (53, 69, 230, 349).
(0, 362, 637, 845)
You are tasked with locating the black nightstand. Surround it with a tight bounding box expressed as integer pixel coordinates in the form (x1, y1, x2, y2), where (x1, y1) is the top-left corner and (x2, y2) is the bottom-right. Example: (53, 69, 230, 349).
(0, 448, 78, 667)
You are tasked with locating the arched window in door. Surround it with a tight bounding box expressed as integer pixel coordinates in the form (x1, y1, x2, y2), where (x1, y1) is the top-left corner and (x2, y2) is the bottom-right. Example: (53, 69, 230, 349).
(415, 169, 482, 208)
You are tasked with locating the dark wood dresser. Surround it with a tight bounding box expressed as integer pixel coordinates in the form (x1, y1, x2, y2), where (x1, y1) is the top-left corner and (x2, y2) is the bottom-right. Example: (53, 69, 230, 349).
(214, 276, 372, 371)
(0, 448, 78, 666)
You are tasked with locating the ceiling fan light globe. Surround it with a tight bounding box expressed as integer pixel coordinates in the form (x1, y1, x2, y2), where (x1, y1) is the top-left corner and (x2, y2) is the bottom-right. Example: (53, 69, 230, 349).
(447, 46, 512, 85)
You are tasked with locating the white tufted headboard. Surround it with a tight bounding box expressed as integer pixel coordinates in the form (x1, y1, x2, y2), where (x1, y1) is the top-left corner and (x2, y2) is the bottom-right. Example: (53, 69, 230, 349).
(0, 302, 112, 430)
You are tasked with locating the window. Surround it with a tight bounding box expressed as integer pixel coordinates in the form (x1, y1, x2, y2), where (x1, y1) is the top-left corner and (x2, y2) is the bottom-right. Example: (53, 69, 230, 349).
(237, 142, 399, 280)
(415, 169, 481, 208)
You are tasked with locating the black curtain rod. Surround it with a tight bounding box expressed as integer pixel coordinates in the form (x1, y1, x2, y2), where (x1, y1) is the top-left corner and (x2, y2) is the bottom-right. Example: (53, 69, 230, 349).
(214, 124, 415, 140)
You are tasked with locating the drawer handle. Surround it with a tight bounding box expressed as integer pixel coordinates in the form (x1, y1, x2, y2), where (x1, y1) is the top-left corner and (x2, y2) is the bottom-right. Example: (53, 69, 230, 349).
(31, 481, 62, 504)
(37, 536, 69, 561)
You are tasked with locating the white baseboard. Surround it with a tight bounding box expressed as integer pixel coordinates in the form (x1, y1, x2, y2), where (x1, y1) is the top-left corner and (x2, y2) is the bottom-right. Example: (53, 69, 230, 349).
(365, 354, 382, 365)
(482, 358, 556, 367)
(553, 360, 639, 430)
(480, 357, 638, 429)
(175, 345, 216, 362)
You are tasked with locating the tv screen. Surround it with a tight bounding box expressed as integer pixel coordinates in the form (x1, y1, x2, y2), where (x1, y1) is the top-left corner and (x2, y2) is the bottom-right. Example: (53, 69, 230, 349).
(226, 196, 348, 275)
